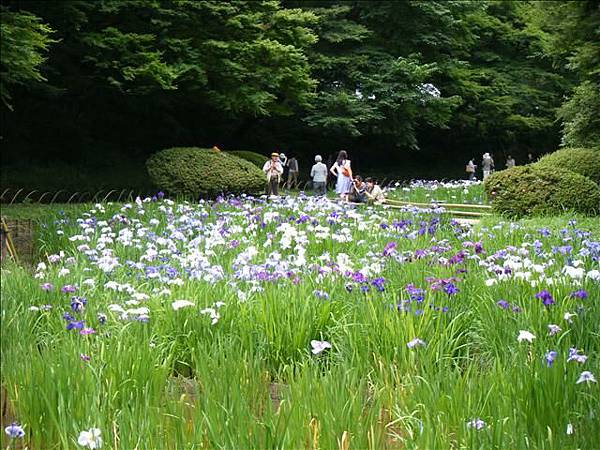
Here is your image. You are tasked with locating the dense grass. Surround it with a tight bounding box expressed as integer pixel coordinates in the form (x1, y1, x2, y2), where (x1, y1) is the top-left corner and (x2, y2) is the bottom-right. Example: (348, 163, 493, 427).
(1, 194, 598, 449)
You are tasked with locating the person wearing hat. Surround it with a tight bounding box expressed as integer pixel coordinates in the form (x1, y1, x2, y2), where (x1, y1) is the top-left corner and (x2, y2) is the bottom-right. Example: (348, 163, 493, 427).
(481, 152, 494, 180)
(263, 152, 284, 196)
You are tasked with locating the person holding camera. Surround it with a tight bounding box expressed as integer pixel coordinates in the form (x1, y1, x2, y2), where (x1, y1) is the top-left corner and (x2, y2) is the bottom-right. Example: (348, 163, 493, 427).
(263, 152, 284, 196)
(348, 175, 367, 203)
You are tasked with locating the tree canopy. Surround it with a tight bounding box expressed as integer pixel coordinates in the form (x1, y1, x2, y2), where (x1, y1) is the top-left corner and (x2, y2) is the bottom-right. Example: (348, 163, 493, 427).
(1, 0, 597, 175)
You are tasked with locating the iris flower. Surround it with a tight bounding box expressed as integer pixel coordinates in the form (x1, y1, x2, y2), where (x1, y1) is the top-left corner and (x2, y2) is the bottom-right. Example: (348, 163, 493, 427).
(466, 418, 485, 430)
(576, 371, 597, 384)
(544, 350, 557, 367)
(535, 290, 554, 307)
(78, 428, 102, 448)
(4, 423, 25, 438)
(517, 330, 535, 343)
(310, 340, 331, 355)
(406, 338, 426, 349)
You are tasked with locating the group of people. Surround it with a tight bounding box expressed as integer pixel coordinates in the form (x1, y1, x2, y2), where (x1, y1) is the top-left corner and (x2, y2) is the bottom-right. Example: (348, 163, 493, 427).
(466, 152, 532, 180)
(262, 152, 299, 196)
(262, 149, 385, 204)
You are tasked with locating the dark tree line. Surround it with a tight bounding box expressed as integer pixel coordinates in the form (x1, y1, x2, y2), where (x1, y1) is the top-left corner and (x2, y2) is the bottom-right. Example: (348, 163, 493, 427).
(1, 0, 598, 177)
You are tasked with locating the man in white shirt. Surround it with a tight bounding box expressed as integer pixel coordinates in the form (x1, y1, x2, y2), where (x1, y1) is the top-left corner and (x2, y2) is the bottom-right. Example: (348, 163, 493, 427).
(364, 177, 385, 204)
(310, 155, 328, 196)
(263, 152, 284, 196)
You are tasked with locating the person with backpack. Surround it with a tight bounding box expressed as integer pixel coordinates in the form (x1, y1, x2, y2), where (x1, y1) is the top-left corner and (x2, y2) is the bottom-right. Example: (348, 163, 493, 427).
(466, 159, 477, 181)
(286, 156, 299, 189)
(330, 150, 352, 200)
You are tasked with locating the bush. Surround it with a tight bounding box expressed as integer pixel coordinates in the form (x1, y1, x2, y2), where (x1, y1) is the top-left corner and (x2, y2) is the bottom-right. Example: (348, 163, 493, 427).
(227, 150, 268, 168)
(484, 165, 600, 217)
(146, 147, 265, 197)
(533, 147, 600, 185)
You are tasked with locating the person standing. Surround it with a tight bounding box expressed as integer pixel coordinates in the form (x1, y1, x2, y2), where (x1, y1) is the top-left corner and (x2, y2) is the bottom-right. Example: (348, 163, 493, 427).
(287, 156, 299, 189)
(506, 155, 516, 169)
(263, 152, 283, 196)
(279, 153, 289, 188)
(310, 155, 328, 196)
(466, 159, 477, 181)
(330, 150, 352, 200)
(481, 153, 494, 180)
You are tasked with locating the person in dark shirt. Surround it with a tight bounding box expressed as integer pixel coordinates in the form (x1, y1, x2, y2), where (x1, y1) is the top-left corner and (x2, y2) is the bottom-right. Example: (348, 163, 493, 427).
(348, 175, 367, 203)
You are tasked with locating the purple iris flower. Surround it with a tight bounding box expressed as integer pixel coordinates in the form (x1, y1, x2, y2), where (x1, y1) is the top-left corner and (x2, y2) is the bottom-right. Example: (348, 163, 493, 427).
(313, 290, 330, 300)
(157, 191, 165, 199)
(70, 296, 87, 313)
(496, 300, 509, 310)
(535, 289, 555, 307)
(405, 284, 425, 303)
(360, 285, 370, 293)
(371, 277, 386, 292)
(466, 418, 485, 430)
(443, 283, 459, 296)
(567, 348, 588, 364)
(60, 285, 76, 294)
(382, 242, 396, 256)
(570, 290, 587, 299)
(352, 272, 367, 283)
(66, 320, 85, 331)
(40, 282, 53, 291)
(62, 312, 74, 322)
(4, 422, 25, 439)
(545, 350, 557, 367)
(448, 251, 465, 265)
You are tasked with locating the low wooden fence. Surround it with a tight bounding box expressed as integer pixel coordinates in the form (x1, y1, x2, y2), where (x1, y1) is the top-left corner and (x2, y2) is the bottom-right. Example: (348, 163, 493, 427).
(0, 188, 156, 205)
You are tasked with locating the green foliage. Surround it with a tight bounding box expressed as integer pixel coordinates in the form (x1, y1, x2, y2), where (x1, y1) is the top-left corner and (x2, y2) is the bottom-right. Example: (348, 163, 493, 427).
(0, 6, 55, 109)
(146, 147, 265, 197)
(534, 147, 600, 185)
(556, 81, 600, 149)
(526, 1, 600, 148)
(227, 150, 268, 168)
(300, 2, 462, 147)
(484, 165, 600, 217)
(61, 0, 316, 116)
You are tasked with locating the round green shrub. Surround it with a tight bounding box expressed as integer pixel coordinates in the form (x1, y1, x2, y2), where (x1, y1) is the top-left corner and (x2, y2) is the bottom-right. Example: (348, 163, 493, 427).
(533, 147, 600, 185)
(227, 150, 268, 168)
(484, 165, 600, 217)
(146, 147, 266, 197)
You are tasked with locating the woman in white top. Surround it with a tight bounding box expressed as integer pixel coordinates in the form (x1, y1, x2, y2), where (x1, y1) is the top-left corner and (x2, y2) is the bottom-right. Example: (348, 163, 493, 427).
(330, 150, 352, 199)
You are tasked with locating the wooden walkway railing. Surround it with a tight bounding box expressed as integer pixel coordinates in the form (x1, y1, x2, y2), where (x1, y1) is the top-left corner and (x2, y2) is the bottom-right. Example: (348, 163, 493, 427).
(383, 198, 492, 218)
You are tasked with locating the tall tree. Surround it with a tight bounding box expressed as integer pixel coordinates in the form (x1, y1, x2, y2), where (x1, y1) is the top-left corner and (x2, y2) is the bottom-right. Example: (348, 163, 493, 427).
(0, 6, 55, 109)
(526, 0, 600, 148)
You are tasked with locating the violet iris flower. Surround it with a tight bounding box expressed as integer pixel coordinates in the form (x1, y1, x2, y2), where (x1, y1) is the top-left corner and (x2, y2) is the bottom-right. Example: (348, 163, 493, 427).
(545, 350, 557, 367)
(535, 289, 555, 307)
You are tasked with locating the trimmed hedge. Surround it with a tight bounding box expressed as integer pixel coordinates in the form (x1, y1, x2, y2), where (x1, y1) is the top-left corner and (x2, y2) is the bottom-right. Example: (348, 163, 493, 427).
(227, 150, 268, 168)
(146, 147, 265, 197)
(484, 165, 600, 217)
(533, 147, 600, 185)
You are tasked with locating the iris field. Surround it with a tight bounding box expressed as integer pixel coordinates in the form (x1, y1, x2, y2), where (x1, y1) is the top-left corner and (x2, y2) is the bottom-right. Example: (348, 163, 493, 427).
(1, 183, 599, 449)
